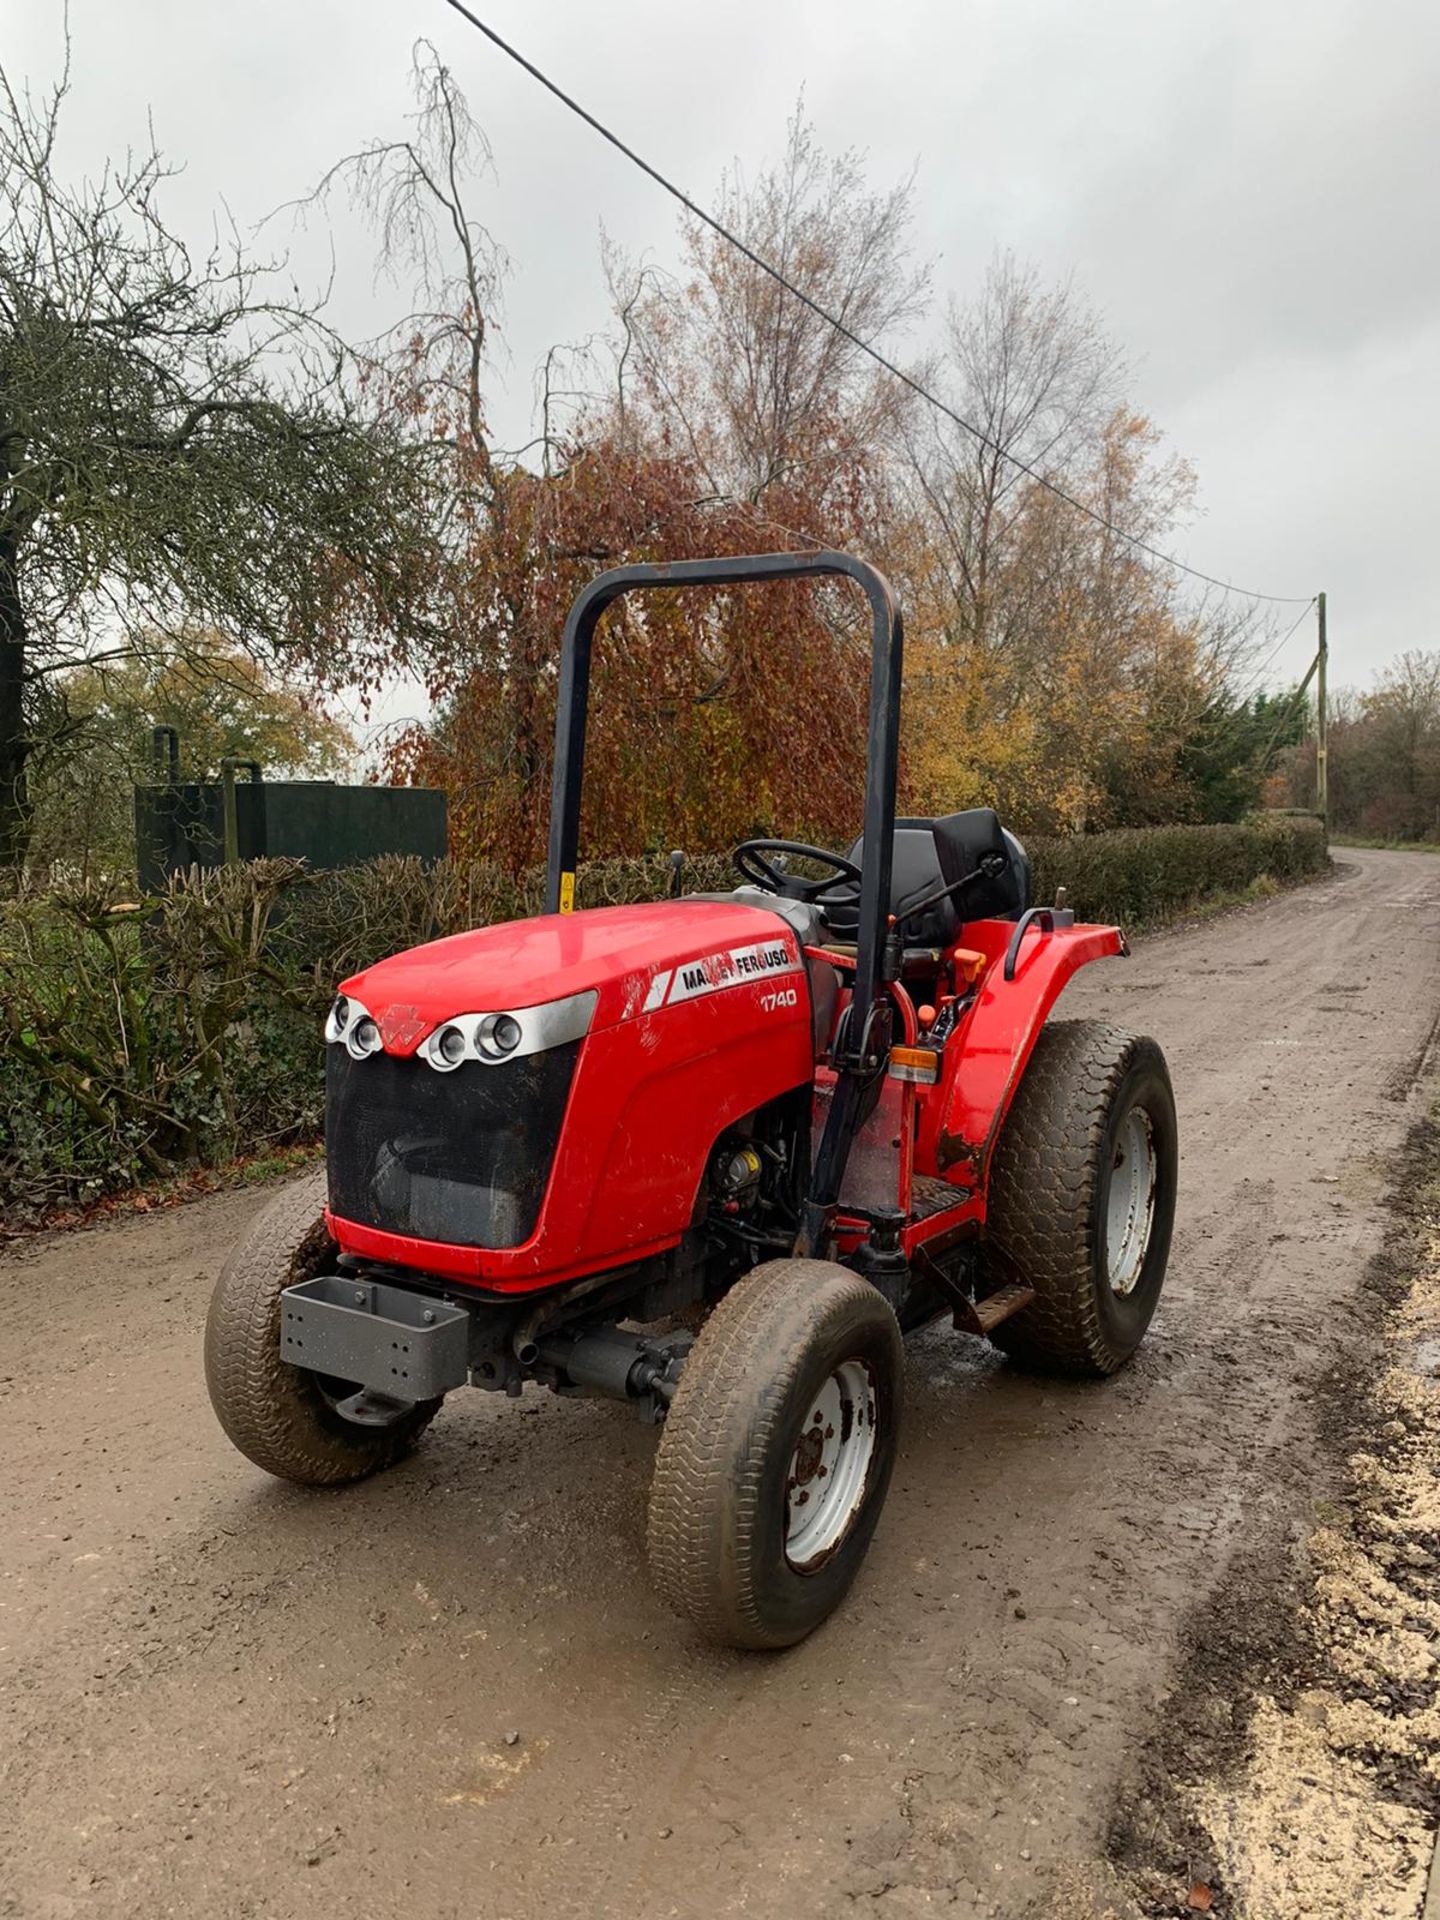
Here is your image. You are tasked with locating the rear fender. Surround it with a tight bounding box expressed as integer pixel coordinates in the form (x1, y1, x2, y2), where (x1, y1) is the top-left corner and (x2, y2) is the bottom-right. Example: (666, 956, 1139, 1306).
(917, 921, 1127, 1207)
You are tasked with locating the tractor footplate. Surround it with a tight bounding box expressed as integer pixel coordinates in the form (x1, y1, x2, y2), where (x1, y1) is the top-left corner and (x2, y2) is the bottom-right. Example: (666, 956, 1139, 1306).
(953, 1283, 1036, 1338)
(280, 1274, 470, 1400)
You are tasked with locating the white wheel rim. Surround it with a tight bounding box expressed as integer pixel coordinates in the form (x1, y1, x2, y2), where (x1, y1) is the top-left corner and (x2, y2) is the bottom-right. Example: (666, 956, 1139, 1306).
(784, 1360, 878, 1572)
(1106, 1105, 1158, 1297)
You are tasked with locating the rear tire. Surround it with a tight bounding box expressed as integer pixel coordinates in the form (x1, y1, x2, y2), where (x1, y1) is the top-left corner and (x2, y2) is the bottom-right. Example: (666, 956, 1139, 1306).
(204, 1170, 441, 1485)
(984, 1020, 1177, 1376)
(647, 1259, 903, 1650)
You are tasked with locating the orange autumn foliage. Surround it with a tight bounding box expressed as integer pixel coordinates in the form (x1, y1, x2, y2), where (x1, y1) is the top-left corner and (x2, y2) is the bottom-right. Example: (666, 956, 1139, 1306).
(385, 443, 882, 869)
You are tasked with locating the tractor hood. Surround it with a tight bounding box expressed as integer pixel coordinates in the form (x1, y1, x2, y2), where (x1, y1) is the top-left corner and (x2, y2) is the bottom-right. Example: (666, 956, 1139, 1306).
(338, 898, 805, 1057)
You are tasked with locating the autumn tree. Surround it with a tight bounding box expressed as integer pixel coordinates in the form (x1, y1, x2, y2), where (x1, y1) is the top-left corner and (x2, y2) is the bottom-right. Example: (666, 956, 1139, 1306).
(1361, 652, 1440, 837)
(0, 35, 441, 871)
(895, 256, 1271, 832)
(339, 53, 1280, 862)
(395, 446, 887, 867)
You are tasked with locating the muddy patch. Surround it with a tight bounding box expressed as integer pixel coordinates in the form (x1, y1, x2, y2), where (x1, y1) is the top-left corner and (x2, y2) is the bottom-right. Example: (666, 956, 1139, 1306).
(1107, 1115, 1440, 1919)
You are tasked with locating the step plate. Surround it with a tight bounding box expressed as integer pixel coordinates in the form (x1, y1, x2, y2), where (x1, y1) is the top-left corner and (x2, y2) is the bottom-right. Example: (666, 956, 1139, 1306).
(956, 1283, 1036, 1338)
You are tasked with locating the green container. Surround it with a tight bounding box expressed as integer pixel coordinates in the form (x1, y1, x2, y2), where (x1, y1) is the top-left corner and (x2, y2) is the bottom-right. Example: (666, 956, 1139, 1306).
(135, 779, 447, 889)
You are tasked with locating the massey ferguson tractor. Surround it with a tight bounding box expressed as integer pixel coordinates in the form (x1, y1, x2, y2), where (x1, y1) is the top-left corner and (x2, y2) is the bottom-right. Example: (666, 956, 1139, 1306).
(205, 552, 1177, 1649)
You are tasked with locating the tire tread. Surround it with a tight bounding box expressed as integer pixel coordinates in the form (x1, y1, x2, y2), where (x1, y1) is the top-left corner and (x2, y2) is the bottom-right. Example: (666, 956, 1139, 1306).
(647, 1259, 900, 1649)
(986, 1019, 1170, 1376)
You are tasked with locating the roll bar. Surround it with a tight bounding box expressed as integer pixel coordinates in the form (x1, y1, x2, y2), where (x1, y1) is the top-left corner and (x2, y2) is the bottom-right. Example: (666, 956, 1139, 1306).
(544, 550, 905, 1254)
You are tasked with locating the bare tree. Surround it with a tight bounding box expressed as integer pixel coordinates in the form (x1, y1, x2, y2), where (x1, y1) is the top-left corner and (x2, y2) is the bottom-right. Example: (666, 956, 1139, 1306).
(601, 109, 930, 515)
(297, 40, 507, 465)
(901, 253, 1124, 650)
(892, 260, 1284, 829)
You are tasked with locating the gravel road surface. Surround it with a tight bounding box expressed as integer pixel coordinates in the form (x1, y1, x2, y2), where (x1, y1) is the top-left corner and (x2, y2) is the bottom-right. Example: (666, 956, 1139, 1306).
(4, 847, 1438, 1920)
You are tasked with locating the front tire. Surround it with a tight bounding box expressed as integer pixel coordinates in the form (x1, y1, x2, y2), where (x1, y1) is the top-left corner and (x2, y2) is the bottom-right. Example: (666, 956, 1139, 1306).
(204, 1170, 441, 1485)
(984, 1020, 1177, 1376)
(647, 1259, 903, 1650)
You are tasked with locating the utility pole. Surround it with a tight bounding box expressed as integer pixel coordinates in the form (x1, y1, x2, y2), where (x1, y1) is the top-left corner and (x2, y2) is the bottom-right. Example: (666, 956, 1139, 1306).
(1316, 591, 1328, 825)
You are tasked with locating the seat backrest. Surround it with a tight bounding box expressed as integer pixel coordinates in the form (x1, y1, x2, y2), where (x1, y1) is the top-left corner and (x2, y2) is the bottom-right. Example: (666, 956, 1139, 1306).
(822, 808, 1030, 943)
(930, 809, 1030, 921)
(840, 821, 956, 944)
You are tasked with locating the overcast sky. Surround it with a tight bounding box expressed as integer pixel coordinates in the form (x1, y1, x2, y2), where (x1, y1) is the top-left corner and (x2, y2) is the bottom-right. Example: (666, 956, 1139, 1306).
(11, 0, 1439, 728)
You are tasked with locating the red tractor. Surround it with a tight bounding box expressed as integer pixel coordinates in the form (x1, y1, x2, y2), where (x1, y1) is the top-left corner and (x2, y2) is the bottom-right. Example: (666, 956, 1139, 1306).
(205, 553, 1177, 1648)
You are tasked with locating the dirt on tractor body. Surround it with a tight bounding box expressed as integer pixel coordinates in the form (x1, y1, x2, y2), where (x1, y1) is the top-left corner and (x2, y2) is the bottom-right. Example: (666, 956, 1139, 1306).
(3, 847, 1440, 1920)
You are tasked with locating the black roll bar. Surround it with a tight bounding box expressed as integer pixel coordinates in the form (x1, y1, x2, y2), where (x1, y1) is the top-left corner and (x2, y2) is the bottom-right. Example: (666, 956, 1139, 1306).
(543, 550, 905, 1256)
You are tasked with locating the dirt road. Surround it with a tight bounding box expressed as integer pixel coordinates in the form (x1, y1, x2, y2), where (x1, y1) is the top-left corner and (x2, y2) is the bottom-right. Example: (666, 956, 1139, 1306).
(4, 847, 1439, 1920)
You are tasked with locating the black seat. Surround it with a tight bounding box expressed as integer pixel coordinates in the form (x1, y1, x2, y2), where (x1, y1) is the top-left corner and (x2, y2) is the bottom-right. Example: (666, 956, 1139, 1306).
(819, 808, 1030, 945)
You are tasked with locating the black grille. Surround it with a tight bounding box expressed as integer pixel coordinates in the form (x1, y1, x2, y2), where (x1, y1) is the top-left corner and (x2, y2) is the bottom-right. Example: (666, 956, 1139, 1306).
(325, 1041, 580, 1250)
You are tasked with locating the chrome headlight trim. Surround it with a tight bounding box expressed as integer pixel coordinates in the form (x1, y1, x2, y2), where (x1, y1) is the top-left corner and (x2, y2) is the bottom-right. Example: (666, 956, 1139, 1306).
(325, 994, 382, 1059)
(420, 988, 598, 1071)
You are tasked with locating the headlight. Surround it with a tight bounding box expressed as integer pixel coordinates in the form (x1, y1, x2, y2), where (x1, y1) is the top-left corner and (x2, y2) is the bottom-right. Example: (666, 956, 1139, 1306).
(432, 1022, 468, 1070)
(325, 994, 380, 1057)
(348, 1016, 383, 1060)
(477, 1012, 522, 1060)
(419, 989, 597, 1071)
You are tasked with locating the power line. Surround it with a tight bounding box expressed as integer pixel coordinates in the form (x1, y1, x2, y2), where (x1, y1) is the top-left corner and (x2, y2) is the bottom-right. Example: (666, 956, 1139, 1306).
(439, 0, 1315, 607)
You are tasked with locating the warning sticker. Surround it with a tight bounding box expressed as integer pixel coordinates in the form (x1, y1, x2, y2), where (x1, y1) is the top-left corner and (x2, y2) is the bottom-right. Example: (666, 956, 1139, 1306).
(641, 938, 802, 1013)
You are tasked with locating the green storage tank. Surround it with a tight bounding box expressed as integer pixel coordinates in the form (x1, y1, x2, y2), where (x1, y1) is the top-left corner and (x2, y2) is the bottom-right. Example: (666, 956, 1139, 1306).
(135, 741, 447, 890)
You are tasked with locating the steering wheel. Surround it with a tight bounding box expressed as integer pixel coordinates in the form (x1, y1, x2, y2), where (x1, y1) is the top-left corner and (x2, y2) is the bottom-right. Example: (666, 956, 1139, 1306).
(732, 838, 863, 904)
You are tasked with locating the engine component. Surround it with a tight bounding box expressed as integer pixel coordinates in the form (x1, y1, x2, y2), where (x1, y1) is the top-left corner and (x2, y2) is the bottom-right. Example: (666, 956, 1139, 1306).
(537, 1327, 693, 1422)
(711, 1141, 763, 1205)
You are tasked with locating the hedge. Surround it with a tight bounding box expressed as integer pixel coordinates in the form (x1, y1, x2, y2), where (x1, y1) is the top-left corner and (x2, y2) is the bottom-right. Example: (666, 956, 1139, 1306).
(1028, 814, 1329, 928)
(0, 817, 1326, 1223)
